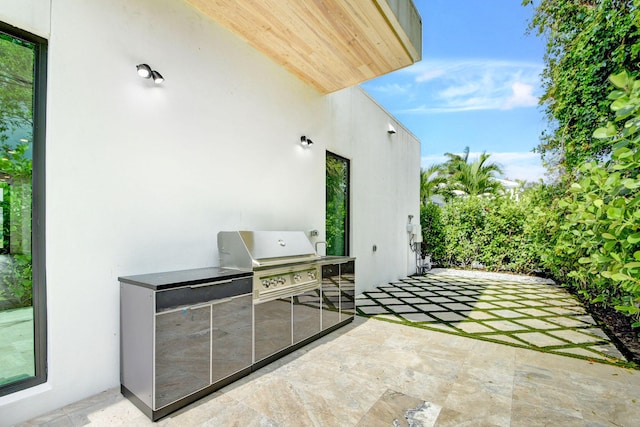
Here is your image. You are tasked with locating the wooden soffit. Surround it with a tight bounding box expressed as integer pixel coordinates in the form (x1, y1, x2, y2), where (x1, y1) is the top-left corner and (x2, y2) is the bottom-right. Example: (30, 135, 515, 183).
(184, 0, 422, 94)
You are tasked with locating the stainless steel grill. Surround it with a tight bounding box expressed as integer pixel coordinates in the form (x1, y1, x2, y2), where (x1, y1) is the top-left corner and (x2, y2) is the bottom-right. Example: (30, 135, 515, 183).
(217, 231, 321, 303)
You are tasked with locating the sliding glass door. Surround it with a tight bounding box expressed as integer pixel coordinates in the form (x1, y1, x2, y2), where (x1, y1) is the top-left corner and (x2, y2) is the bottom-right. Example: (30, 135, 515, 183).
(0, 22, 47, 396)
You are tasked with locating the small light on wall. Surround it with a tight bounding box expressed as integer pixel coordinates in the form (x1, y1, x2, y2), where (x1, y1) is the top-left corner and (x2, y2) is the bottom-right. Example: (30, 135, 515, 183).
(387, 123, 397, 134)
(136, 63, 164, 84)
(136, 64, 152, 78)
(300, 135, 313, 147)
(151, 70, 164, 84)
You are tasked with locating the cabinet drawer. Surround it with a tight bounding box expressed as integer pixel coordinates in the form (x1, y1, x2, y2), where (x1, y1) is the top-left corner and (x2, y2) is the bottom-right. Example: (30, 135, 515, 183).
(156, 277, 252, 312)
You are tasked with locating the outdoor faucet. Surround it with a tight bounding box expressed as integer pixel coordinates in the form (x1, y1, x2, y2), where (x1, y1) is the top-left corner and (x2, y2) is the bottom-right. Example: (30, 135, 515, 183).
(315, 241, 327, 255)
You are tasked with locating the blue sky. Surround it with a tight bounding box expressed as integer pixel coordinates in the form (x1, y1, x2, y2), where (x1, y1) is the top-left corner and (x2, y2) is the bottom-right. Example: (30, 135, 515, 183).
(361, 0, 548, 182)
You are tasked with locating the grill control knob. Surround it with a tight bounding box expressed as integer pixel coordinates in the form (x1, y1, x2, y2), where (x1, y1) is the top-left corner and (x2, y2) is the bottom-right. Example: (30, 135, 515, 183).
(293, 273, 301, 282)
(277, 277, 286, 285)
(308, 271, 316, 280)
(262, 279, 270, 288)
(269, 279, 276, 287)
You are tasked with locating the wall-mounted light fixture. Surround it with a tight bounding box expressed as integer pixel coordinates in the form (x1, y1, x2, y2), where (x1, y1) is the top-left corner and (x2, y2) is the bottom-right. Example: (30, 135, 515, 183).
(387, 123, 397, 134)
(136, 64, 164, 84)
(300, 135, 313, 147)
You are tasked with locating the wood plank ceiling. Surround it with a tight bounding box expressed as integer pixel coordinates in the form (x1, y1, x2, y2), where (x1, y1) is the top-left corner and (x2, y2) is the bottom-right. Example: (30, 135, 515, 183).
(184, 0, 422, 94)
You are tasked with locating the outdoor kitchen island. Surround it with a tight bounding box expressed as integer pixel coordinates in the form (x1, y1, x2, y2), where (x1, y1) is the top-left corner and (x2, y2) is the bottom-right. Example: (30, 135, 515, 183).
(119, 240, 355, 421)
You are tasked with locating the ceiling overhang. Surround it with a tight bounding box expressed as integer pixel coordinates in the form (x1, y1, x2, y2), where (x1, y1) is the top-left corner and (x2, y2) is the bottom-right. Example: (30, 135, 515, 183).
(184, 0, 422, 94)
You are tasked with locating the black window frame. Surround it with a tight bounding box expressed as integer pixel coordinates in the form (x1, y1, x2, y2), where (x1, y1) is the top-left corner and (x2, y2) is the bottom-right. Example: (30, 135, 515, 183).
(325, 151, 350, 256)
(0, 20, 47, 397)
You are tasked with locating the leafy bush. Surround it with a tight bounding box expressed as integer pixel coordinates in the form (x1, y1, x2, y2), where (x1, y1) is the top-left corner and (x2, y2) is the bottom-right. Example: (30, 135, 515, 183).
(438, 195, 551, 274)
(423, 71, 640, 336)
(552, 71, 640, 328)
(440, 197, 486, 268)
(420, 202, 445, 264)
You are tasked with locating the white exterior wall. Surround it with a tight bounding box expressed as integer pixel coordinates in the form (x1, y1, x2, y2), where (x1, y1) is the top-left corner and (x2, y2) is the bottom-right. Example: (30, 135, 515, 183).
(326, 88, 421, 291)
(0, 0, 420, 424)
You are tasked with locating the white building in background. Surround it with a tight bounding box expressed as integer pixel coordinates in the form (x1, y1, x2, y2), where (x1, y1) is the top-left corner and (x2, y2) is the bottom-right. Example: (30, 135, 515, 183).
(495, 178, 523, 200)
(0, 0, 422, 424)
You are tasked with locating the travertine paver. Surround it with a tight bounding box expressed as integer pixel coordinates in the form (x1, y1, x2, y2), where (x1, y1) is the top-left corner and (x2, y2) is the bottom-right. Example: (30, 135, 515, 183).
(358, 305, 390, 315)
(431, 312, 468, 322)
(515, 318, 562, 330)
(484, 319, 527, 332)
(357, 269, 629, 364)
(20, 317, 640, 427)
(376, 297, 402, 305)
(414, 304, 446, 312)
(386, 304, 418, 313)
(456, 322, 496, 334)
(399, 313, 436, 323)
(548, 329, 602, 344)
(512, 332, 569, 347)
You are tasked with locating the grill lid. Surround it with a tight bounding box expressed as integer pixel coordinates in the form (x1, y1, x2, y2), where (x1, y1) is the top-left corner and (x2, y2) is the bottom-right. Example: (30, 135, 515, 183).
(218, 231, 319, 269)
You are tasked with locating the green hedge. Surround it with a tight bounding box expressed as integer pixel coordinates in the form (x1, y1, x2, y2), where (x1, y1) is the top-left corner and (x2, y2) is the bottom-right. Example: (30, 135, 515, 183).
(423, 193, 553, 274)
(419, 72, 640, 332)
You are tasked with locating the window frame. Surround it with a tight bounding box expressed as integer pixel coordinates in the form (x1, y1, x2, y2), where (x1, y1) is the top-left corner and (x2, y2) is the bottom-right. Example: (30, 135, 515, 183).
(0, 20, 47, 397)
(325, 151, 350, 256)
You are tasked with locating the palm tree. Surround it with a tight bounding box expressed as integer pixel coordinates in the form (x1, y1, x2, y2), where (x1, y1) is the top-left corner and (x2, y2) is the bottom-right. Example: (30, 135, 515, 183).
(420, 164, 447, 204)
(442, 147, 504, 197)
(442, 146, 470, 178)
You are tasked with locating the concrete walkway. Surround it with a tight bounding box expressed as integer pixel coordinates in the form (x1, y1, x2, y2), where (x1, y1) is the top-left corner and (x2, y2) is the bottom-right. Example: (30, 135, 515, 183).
(16, 315, 640, 426)
(358, 269, 627, 364)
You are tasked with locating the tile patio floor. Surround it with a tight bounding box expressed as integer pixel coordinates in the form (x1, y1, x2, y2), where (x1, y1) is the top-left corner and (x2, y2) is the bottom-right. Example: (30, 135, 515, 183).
(357, 269, 627, 364)
(15, 270, 640, 426)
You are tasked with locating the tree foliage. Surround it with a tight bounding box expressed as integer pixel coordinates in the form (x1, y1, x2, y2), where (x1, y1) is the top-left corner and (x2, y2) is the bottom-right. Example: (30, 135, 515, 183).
(420, 202, 445, 263)
(326, 154, 348, 256)
(442, 146, 504, 197)
(420, 164, 447, 204)
(0, 33, 34, 308)
(435, 193, 551, 273)
(0, 32, 34, 140)
(551, 71, 640, 327)
(523, 0, 640, 175)
(419, 147, 505, 204)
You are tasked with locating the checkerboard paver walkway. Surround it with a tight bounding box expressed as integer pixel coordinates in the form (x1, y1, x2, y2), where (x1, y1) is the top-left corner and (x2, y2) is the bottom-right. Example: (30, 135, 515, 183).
(356, 270, 627, 364)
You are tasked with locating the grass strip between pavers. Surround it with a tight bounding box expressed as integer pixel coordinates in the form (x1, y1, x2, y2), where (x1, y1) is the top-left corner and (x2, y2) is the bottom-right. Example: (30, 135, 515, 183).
(356, 274, 639, 370)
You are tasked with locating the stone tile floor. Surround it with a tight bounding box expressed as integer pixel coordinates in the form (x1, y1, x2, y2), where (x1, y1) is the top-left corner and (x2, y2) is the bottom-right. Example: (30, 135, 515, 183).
(14, 270, 640, 426)
(357, 269, 626, 363)
(15, 317, 640, 427)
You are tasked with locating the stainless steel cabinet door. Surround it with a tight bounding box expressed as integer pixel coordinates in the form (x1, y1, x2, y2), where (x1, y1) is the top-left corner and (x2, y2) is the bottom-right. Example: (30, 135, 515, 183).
(211, 295, 252, 383)
(155, 305, 211, 409)
(340, 260, 355, 320)
(254, 298, 292, 361)
(293, 289, 321, 344)
(321, 264, 341, 330)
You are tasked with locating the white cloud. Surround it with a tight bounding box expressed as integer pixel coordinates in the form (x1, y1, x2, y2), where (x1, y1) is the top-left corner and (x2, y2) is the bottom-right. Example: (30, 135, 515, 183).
(366, 83, 412, 96)
(397, 59, 542, 113)
(415, 68, 445, 82)
(421, 151, 547, 183)
(502, 82, 538, 109)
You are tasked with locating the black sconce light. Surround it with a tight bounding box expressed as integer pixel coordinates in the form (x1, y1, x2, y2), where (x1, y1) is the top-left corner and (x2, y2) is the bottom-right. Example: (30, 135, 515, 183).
(300, 135, 313, 147)
(136, 64, 164, 84)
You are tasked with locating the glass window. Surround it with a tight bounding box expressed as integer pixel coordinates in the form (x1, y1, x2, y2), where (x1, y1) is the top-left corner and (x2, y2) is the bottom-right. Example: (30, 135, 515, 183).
(0, 22, 47, 396)
(325, 152, 349, 256)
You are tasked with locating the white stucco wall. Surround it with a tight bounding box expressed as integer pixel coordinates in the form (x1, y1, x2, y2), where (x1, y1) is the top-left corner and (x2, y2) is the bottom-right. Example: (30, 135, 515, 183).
(0, 0, 419, 424)
(327, 88, 421, 291)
